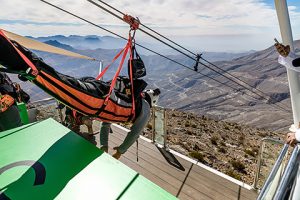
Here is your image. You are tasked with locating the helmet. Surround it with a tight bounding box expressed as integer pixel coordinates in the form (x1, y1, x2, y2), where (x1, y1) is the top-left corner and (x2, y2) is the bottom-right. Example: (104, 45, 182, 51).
(144, 88, 160, 107)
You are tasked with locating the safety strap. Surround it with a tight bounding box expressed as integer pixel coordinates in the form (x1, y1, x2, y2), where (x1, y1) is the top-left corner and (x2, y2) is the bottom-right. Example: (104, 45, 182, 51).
(128, 40, 136, 118)
(95, 45, 127, 80)
(100, 35, 136, 120)
(104, 40, 131, 104)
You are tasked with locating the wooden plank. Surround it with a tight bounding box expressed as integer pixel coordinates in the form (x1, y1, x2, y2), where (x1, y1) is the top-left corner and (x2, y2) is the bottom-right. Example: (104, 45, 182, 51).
(240, 187, 258, 200)
(183, 170, 238, 200)
(185, 162, 257, 199)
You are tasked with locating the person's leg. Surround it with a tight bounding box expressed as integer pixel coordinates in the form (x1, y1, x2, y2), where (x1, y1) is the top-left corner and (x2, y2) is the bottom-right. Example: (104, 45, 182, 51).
(99, 122, 112, 152)
(114, 99, 151, 158)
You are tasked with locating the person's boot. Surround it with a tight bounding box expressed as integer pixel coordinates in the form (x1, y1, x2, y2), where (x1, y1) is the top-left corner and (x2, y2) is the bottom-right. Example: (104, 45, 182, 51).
(100, 146, 108, 153)
(112, 147, 122, 159)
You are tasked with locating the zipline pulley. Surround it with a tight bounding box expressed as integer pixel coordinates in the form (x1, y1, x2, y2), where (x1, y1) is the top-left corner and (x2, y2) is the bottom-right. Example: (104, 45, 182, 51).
(123, 14, 140, 31)
(193, 54, 202, 72)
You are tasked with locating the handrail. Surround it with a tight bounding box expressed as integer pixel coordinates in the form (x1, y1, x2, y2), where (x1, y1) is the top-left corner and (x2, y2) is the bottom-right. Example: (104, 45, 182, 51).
(273, 145, 300, 200)
(256, 143, 289, 199)
(29, 97, 55, 105)
(254, 138, 285, 189)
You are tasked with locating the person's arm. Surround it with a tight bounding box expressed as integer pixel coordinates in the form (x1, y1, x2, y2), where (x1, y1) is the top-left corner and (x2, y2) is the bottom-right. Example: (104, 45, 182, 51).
(278, 54, 300, 72)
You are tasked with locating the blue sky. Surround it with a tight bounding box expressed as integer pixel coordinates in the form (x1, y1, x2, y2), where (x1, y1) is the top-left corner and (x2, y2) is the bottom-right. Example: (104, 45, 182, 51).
(0, 0, 299, 52)
(265, 0, 300, 11)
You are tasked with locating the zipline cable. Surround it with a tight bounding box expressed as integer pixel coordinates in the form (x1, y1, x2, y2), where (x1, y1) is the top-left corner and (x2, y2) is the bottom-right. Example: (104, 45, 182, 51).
(87, 0, 291, 111)
(95, 0, 196, 57)
(40, 0, 290, 113)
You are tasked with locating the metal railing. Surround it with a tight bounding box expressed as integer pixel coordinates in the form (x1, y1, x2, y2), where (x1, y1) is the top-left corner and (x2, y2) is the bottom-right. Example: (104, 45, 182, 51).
(254, 138, 285, 190)
(29, 97, 56, 106)
(273, 145, 300, 200)
(257, 143, 300, 200)
(256, 143, 288, 199)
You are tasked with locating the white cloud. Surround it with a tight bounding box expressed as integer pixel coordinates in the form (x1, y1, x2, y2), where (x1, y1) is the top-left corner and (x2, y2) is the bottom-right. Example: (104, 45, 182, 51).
(0, 0, 299, 51)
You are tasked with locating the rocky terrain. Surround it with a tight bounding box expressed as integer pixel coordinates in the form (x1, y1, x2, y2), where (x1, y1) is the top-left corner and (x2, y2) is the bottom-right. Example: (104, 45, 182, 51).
(146, 109, 286, 185)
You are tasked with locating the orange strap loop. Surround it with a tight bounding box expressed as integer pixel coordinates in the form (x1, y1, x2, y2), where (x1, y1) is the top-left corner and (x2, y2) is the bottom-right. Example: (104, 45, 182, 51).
(94, 35, 136, 120)
(96, 45, 127, 80)
(104, 38, 131, 104)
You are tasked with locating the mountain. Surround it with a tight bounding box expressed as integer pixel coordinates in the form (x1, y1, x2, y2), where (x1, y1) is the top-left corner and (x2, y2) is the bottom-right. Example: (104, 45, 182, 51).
(28, 35, 254, 58)
(30, 35, 126, 50)
(12, 35, 299, 131)
(44, 40, 74, 51)
(154, 42, 300, 131)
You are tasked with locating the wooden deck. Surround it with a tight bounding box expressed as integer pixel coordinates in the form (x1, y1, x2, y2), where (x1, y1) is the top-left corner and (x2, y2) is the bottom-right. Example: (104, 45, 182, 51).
(82, 123, 258, 200)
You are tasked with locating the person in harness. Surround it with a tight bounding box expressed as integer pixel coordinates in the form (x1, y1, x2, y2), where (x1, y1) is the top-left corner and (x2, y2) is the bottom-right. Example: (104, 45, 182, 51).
(0, 72, 29, 131)
(0, 29, 156, 159)
(0, 30, 146, 123)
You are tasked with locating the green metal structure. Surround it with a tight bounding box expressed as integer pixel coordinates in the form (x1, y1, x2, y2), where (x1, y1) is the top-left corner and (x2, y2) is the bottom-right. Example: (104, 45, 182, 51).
(17, 102, 29, 125)
(0, 118, 177, 200)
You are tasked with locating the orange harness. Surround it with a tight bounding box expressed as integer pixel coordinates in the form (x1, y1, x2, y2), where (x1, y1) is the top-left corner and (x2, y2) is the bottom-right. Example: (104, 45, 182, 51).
(0, 94, 15, 113)
(0, 29, 139, 123)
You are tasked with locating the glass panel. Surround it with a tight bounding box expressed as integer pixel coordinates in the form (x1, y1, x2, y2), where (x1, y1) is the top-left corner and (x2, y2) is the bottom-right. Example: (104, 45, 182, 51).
(154, 106, 165, 146)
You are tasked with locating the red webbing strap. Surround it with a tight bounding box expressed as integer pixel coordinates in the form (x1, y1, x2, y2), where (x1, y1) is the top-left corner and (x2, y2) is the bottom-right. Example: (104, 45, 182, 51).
(95, 45, 127, 80)
(104, 40, 131, 104)
(0, 30, 38, 76)
(128, 42, 136, 118)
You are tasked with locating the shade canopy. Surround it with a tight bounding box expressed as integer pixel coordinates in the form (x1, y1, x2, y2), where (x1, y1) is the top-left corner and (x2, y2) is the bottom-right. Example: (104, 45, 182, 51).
(1, 29, 97, 61)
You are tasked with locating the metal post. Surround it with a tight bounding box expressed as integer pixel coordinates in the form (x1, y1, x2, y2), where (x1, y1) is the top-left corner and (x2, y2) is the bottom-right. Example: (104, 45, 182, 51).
(98, 60, 103, 80)
(152, 107, 156, 143)
(163, 108, 167, 148)
(274, 0, 299, 127)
